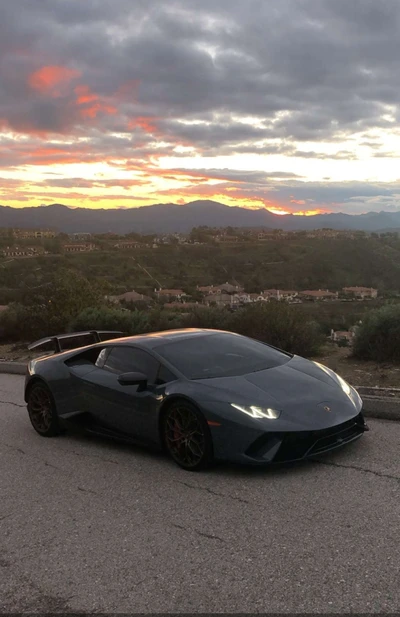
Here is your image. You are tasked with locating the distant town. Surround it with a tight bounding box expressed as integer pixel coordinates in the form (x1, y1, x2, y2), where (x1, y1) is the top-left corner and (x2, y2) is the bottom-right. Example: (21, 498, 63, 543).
(1, 224, 398, 349)
(1, 224, 398, 259)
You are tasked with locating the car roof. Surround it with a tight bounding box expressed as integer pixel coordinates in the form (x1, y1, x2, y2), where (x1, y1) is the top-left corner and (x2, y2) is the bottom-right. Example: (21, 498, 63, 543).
(106, 328, 224, 350)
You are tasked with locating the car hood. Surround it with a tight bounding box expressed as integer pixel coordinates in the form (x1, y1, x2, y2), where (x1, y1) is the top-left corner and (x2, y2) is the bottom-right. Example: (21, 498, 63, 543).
(194, 355, 360, 429)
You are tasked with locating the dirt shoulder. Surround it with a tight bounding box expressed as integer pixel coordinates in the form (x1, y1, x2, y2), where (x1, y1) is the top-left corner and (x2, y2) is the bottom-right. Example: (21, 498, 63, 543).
(316, 344, 400, 388)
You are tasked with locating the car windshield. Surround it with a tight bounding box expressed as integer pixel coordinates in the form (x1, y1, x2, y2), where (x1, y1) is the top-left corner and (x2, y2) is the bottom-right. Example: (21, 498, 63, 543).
(154, 332, 291, 379)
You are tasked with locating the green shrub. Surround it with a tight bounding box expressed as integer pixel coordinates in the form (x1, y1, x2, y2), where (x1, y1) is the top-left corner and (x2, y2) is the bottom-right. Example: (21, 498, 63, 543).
(70, 306, 150, 335)
(231, 302, 323, 356)
(353, 304, 400, 363)
(182, 306, 234, 331)
(0, 303, 49, 342)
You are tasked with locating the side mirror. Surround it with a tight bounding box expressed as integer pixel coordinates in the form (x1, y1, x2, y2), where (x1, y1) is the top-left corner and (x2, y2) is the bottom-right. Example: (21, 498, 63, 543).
(117, 371, 148, 389)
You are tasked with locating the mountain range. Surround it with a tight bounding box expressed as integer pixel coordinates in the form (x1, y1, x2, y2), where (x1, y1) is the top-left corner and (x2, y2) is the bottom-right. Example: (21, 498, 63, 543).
(1, 201, 400, 234)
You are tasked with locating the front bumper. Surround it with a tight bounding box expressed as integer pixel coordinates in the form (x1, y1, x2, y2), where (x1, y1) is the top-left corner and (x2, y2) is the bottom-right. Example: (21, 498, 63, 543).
(210, 411, 368, 465)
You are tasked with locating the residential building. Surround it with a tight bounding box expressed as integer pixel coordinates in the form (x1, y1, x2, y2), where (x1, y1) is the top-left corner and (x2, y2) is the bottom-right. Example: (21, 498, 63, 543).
(197, 285, 222, 295)
(220, 282, 244, 294)
(263, 289, 298, 301)
(108, 290, 152, 304)
(330, 330, 355, 345)
(14, 229, 56, 239)
(69, 232, 92, 241)
(114, 241, 139, 250)
(248, 293, 269, 303)
(342, 286, 378, 299)
(203, 293, 234, 307)
(63, 243, 96, 253)
(2, 246, 44, 258)
(197, 282, 244, 295)
(299, 290, 338, 301)
(155, 288, 186, 300)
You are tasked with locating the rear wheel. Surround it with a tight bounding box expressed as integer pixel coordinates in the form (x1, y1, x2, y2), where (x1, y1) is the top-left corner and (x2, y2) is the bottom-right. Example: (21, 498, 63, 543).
(162, 401, 214, 471)
(27, 382, 61, 437)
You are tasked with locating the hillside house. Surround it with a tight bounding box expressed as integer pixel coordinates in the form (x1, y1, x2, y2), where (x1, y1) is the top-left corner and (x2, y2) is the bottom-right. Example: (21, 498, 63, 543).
(342, 286, 378, 299)
(108, 290, 152, 304)
(197, 282, 244, 295)
(263, 289, 298, 302)
(14, 229, 56, 239)
(114, 241, 139, 250)
(2, 246, 44, 258)
(155, 288, 186, 301)
(203, 293, 234, 307)
(299, 290, 338, 301)
(330, 330, 355, 345)
(63, 243, 96, 253)
(69, 232, 92, 241)
(248, 293, 269, 303)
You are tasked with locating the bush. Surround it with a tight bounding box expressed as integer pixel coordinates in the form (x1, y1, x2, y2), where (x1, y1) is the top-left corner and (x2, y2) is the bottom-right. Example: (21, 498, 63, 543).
(353, 304, 400, 363)
(231, 302, 323, 356)
(69, 306, 150, 335)
(182, 306, 234, 331)
(0, 303, 49, 342)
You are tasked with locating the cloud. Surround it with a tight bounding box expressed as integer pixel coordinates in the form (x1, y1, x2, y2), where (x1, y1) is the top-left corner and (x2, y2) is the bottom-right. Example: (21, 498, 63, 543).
(2, 0, 400, 213)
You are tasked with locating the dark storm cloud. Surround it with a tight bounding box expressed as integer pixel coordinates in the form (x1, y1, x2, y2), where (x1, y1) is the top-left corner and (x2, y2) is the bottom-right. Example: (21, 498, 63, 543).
(2, 0, 400, 143)
(2, 0, 400, 213)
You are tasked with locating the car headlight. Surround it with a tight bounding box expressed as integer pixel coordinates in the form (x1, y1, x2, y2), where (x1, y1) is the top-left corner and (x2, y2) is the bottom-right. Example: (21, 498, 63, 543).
(231, 403, 281, 419)
(314, 362, 361, 407)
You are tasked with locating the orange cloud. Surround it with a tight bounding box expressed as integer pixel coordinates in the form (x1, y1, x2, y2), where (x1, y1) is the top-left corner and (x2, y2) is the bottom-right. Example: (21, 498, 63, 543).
(128, 116, 159, 134)
(74, 85, 117, 118)
(292, 209, 327, 216)
(29, 65, 81, 96)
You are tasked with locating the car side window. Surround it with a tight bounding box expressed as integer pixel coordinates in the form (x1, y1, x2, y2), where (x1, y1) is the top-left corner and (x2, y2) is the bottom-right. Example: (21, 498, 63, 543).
(156, 364, 177, 385)
(103, 347, 160, 383)
(95, 347, 111, 368)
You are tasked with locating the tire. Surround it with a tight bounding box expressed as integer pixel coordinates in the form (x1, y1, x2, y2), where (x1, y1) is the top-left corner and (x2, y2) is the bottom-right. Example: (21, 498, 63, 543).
(161, 401, 214, 471)
(26, 382, 61, 437)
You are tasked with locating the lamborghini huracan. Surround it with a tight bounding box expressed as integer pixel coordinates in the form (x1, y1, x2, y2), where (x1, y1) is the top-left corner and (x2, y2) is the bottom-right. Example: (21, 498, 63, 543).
(24, 328, 368, 471)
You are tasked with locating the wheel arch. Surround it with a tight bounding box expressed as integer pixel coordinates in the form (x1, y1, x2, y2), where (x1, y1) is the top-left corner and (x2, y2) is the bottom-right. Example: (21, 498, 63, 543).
(158, 394, 203, 439)
(24, 375, 51, 402)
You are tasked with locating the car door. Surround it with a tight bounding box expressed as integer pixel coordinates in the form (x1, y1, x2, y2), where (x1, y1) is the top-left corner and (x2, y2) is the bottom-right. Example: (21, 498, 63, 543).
(80, 345, 175, 443)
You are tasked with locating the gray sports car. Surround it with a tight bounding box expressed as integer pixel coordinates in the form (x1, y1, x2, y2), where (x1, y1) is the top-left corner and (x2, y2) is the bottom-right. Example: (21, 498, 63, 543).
(24, 328, 368, 471)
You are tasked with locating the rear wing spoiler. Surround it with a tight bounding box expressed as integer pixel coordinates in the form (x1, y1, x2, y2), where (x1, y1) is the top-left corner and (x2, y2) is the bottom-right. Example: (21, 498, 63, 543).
(28, 330, 124, 354)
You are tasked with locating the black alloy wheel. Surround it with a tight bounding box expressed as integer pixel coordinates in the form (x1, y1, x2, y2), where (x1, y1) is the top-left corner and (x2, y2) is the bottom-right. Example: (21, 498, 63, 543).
(162, 402, 214, 471)
(27, 383, 61, 437)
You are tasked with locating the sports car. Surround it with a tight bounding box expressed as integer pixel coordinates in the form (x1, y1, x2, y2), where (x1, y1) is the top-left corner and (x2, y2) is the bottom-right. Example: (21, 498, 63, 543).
(24, 328, 368, 471)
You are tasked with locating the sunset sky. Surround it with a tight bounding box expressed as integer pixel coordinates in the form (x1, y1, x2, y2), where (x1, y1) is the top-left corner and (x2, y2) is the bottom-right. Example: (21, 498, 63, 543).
(2, 0, 400, 215)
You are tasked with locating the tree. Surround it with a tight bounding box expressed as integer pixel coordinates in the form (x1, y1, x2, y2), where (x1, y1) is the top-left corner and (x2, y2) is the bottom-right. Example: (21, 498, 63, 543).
(353, 304, 400, 363)
(22, 268, 105, 335)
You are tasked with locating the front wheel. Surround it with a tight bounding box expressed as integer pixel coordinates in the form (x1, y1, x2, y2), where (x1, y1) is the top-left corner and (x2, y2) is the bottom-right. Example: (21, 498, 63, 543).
(162, 401, 214, 471)
(27, 382, 61, 437)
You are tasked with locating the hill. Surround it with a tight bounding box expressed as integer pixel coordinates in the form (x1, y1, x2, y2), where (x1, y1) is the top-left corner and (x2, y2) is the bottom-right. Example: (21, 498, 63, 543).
(0, 201, 400, 233)
(0, 235, 399, 304)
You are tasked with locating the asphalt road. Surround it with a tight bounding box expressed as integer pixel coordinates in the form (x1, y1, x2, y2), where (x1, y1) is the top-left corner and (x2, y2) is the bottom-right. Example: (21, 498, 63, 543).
(1, 374, 400, 614)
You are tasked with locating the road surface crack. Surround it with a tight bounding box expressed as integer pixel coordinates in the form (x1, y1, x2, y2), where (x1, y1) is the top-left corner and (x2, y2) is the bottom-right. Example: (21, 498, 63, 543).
(171, 522, 226, 543)
(313, 459, 400, 482)
(0, 512, 15, 522)
(77, 486, 99, 496)
(0, 443, 26, 455)
(57, 447, 119, 465)
(0, 399, 25, 408)
(178, 480, 250, 504)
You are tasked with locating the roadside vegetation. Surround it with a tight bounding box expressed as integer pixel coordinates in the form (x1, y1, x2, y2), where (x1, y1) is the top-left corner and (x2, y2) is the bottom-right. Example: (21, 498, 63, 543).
(0, 269, 322, 357)
(0, 232, 399, 364)
(353, 304, 400, 363)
